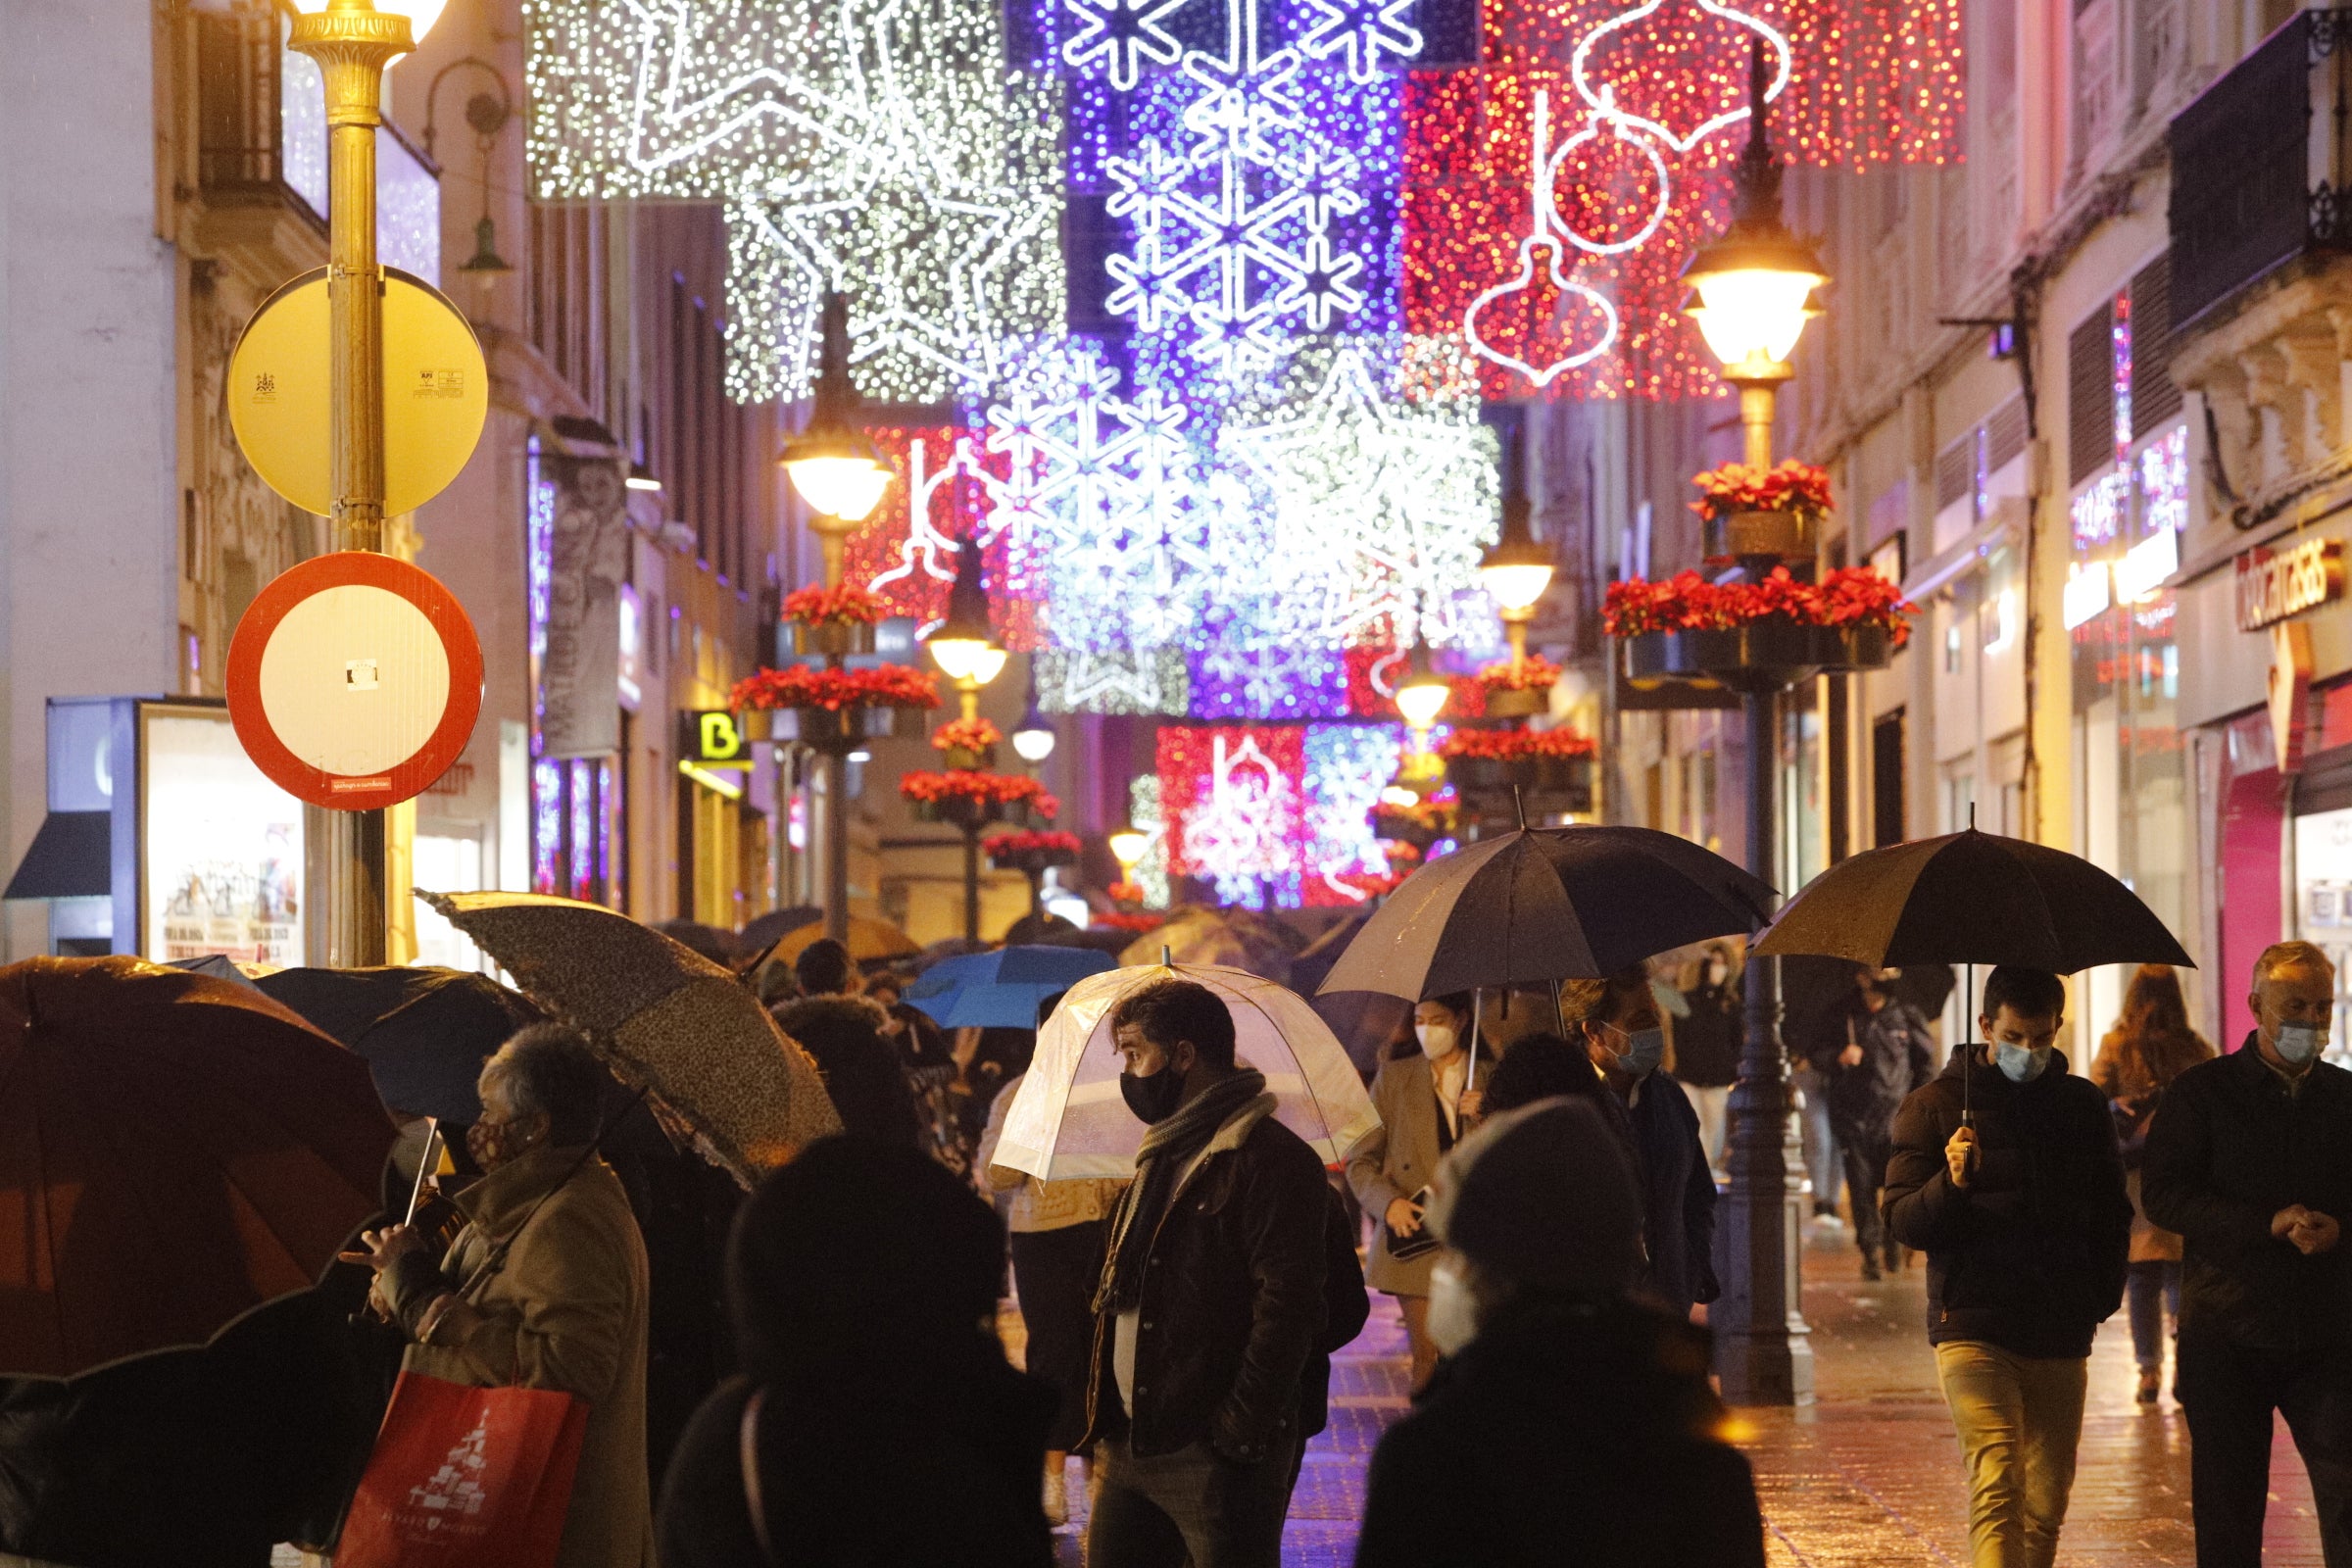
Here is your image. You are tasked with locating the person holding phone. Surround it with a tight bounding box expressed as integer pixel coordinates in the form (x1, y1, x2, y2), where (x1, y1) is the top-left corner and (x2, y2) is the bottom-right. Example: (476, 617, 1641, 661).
(1345, 992, 1491, 1391)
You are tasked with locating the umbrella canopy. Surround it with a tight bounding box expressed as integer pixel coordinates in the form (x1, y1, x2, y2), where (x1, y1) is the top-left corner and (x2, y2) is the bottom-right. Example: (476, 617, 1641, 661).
(256, 965, 546, 1125)
(1119, 904, 1305, 983)
(419, 892, 842, 1184)
(991, 962, 1380, 1181)
(903, 945, 1117, 1029)
(739, 906, 824, 953)
(0, 956, 397, 1379)
(1752, 829, 2194, 972)
(1317, 825, 1777, 1002)
(773, 915, 921, 964)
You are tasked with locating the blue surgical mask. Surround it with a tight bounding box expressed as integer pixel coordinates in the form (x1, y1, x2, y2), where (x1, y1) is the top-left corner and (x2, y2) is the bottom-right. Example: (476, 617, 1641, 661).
(1994, 1042, 2051, 1084)
(2277, 1023, 2327, 1065)
(1606, 1025, 1666, 1078)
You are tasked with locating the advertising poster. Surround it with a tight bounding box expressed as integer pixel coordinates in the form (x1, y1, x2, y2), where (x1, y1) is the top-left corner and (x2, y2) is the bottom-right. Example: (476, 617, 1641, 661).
(142, 707, 305, 966)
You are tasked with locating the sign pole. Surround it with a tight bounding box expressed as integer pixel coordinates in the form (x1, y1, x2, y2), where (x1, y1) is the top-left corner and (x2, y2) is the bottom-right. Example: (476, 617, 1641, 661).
(290, 0, 414, 968)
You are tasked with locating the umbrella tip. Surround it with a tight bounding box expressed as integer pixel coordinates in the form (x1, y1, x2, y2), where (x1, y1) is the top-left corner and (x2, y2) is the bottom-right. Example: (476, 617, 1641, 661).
(1512, 782, 1527, 833)
(1160, 944, 1173, 967)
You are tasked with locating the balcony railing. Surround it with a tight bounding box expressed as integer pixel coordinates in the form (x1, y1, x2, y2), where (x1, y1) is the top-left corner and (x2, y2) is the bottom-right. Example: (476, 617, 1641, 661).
(194, 7, 323, 228)
(2169, 10, 2352, 331)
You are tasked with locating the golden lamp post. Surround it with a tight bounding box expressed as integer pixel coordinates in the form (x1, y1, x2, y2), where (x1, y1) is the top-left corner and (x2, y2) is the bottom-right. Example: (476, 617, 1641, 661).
(1678, 38, 1832, 1409)
(285, 0, 448, 966)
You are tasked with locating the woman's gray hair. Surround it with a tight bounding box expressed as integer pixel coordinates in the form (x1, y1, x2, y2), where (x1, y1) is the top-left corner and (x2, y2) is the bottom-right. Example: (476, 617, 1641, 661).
(478, 1024, 608, 1146)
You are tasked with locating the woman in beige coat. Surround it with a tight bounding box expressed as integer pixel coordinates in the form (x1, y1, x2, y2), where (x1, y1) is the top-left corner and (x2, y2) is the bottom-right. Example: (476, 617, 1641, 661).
(1345, 992, 1492, 1390)
(365, 1025, 656, 1568)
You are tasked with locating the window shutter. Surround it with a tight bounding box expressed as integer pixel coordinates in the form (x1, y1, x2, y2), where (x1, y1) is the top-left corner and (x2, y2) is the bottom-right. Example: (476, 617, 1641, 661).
(2068, 302, 2116, 487)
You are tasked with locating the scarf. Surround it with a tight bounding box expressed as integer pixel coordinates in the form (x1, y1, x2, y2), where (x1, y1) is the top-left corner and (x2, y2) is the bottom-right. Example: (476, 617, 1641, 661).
(1094, 1068, 1269, 1314)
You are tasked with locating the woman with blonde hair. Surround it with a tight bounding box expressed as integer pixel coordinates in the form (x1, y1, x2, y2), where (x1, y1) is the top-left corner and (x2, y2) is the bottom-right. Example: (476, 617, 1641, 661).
(2090, 964, 2215, 1402)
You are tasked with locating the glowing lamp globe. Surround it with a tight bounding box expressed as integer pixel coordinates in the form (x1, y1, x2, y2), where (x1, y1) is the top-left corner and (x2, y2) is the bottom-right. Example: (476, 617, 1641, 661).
(927, 636, 1006, 686)
(1108, 826, 1150, 868)
(289, 0, 449, 42)
(1680, 230, 1826, 375)
(1379, 785, 1419, 810)
(783, 447, 892, 523)
(1011, 723, 1055, 763)
(1396, 667, 1450, 730)
(1480, 497, 1553, 614)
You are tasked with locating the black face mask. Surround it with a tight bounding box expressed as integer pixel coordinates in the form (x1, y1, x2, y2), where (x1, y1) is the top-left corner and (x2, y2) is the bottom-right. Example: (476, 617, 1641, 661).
(1120, 1065, 1188, 1125)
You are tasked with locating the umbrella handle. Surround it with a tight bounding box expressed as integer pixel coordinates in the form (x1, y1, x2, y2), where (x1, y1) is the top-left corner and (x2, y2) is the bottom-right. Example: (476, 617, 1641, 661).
(402, 1118, 443, 1228)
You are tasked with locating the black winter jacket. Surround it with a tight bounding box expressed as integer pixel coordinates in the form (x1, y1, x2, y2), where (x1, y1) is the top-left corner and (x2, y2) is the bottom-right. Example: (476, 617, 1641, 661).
(2142, 1043, 2352, 1352)
(1355, 1296, 1764, 1568)
(1624, 1072, 1719, 1315)
(1825, 1001, 1936, 1148)
(1883, 1047, 2132, 1358)
(1083, 1100, 1329, 1460)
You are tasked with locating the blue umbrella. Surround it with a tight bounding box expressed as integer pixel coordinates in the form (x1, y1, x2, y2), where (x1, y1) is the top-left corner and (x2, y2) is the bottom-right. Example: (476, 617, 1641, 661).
(904, 945, 1117, 1029)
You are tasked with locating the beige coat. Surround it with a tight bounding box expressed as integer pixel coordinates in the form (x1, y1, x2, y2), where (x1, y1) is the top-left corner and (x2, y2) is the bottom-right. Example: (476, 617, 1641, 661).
(1346, 1051, 1491, 1296)
(384, 1145, 655, 1568)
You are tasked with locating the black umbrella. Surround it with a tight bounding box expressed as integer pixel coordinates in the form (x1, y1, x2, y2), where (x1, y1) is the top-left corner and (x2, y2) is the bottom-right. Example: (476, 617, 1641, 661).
(1316, 826, 1778, 1002)
(1751, 829, 2192, 972)
(1752, 827, 2193, 1122)
(255, 965, 545, 1125)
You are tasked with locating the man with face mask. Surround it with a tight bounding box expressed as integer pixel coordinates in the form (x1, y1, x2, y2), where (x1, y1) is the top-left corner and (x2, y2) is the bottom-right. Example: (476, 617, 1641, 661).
(1883, 965, 2132, 1568)
(1568, 964, 1719, 1318)
(1081, 978, 1329, 1568)
(2144, 941, 2352, 1565)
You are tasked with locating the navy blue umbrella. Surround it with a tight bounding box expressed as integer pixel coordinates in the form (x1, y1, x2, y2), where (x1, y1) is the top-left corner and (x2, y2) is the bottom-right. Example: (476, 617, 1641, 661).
(904, 945, 1117, 1029)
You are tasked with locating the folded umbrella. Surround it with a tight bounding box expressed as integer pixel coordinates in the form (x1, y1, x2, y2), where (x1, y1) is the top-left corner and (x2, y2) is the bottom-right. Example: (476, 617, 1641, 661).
(903, 945, 1116, 1030)
(1751, 828, 2193, 972)
(1317, 825, 1777, 1002)
(0, 956, 397, 1378)
(256, 964, 546, 1125)
(418, 891, 842, 1184)
(991, 961, 1380, 1181)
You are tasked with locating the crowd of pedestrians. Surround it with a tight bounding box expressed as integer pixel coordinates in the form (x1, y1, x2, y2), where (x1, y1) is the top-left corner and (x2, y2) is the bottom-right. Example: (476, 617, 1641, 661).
(8, 913, 2352, 1568)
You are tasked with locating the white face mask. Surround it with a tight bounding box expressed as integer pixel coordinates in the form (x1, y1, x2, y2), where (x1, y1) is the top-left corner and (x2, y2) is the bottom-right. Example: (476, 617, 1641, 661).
(1427, 1255, 1480, 1354)
(2277, 1023, 2328, 1065)
(1416, 1022, 1459, 1059)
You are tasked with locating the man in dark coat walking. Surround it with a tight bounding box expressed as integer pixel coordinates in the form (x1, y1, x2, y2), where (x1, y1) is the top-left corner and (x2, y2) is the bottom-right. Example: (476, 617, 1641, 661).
(1568, 965, 1719, 1317)
(2143, 940, 2352, 1567)
(1827, 965, 1937, 1279)
(1354, 1098, 1764, 1568)
(1884, 965, 2131, 1568)
(1083, 979, 1329, 1568)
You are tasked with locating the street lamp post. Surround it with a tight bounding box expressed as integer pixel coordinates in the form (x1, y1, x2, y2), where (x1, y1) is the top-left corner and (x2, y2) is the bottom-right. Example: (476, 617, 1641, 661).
(926, 546, 1006, 942)
(780, 291, 891, 944)
(1679, 39, 1829, 1407)
(286, 0, 448, 967)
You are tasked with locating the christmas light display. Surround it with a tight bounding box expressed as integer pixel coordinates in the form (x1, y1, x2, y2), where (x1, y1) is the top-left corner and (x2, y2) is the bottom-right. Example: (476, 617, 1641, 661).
(1159, 724, 1306, 907)
(844, 425, 1039, 647)
(1035, 648, 1192, 715)
(1300, 722, 1405, 906)
(1126, 772, 1172, 907)
(1186, 632, 1349, 720)
(525, 0, 1064, 402)
(1460, 88, 1622, 386)
(1219, 342, 1500, 649)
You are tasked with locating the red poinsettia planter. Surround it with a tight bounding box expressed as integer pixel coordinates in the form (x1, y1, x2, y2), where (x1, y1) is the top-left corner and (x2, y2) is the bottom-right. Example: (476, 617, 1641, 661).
(1446, 753, 1594, 799)
(1624, 622, 1890, 689)
(985, 831, 1083, 874)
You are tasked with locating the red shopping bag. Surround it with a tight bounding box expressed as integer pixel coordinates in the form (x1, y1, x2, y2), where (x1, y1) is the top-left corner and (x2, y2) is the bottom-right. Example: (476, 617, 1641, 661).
(336, 1370, 589, 1568)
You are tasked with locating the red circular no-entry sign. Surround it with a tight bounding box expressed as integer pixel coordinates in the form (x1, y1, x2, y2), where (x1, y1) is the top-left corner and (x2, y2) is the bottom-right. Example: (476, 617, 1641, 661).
(225, 552, 484, 811)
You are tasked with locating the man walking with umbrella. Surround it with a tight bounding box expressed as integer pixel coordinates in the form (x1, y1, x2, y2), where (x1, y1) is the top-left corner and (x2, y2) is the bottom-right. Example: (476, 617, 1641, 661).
(1883, 965, 2132, 1568)
(2143, 941, 2352, 1565)
(1081, 977, 1329, 1568)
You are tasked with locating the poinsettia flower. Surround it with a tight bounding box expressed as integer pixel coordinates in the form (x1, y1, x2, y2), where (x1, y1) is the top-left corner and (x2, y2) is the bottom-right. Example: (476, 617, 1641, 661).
(732, 663, 940, 711)
(931, 716, 1003, 753)
(781, 583, 886, 626)
(1439, 727, 1598, 761)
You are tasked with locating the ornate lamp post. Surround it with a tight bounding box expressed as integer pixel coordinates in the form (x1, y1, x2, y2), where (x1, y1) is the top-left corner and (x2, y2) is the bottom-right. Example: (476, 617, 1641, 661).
(779, 290, 894, 943)
(285, 0, 449, 966)
(1480, 495, 1554, 671)
(1681, 40, 1830, 1407)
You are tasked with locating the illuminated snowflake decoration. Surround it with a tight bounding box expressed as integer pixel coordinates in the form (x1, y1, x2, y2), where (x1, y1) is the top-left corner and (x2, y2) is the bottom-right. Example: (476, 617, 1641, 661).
(1186, 630, 1348, 720)
(1219, 342, 1499, 649)
(1299, 0, 1423, 83)
(526, 0, 1064, 403)
(1300, 722, 1404, 905)
(1060, 0, 1189, 89)
(1035, 648, 1191, 715)
(1125, 773, 1172, 907)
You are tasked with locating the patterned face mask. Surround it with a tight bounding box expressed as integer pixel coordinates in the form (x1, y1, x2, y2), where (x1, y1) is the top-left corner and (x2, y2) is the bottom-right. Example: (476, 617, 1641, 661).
(466, 1114, 539, 1172)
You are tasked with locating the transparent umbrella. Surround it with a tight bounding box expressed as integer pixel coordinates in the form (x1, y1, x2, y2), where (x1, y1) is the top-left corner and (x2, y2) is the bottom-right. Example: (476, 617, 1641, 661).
(992, 961, 1380, 1181)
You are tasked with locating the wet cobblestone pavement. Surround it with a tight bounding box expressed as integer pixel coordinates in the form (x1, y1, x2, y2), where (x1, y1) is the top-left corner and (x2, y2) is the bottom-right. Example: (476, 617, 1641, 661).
(1016, 1217, 2331, 1566)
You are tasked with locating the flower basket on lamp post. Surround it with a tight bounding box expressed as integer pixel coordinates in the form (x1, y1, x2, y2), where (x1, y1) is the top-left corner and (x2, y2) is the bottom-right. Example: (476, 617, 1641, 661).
(1470, 654, 1561, 722)
(1607, 567, 1910, 691)
(1438, 730, 1597, 816)
(731, 664, 942, 755)
(783, 583, 885, 659)
(1691, 461, 1833, 566)
(930, 715, 1002, 772)
(985, 830, 1082, 876)
(792, 621, 877, 659)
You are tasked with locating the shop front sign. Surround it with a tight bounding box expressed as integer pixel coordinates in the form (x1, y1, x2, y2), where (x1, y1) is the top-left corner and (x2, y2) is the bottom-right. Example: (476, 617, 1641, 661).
(2236, 537, 2344, 631)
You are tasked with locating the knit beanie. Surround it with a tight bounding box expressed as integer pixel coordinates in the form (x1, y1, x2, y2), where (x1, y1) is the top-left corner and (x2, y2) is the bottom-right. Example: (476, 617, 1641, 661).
(1424, 1096, 1644, 1296)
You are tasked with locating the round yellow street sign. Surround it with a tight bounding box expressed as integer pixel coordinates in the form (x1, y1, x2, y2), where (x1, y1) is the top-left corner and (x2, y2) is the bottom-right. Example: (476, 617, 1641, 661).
(226, 267, 488, 518)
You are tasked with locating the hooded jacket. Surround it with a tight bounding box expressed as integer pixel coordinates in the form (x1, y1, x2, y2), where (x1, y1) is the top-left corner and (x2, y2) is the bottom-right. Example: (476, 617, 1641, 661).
(1354, 1297, 1764, 1568)
(1883, 1047, 2132, 1359)
(1081, 1093, 1330, 1460)
(1824, 999, 1936, 1147)
(2141, 1041, 2352, 1352)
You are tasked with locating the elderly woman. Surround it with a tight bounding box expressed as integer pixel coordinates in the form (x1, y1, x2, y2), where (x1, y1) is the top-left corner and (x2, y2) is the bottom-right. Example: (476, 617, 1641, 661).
(1346, 991, 1493, 1391)
(361, 1025, 655, 1568)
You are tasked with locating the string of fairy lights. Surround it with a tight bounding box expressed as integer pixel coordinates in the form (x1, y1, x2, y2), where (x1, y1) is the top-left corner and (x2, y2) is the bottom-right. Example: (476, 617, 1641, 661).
(522, 0, 1962, 904)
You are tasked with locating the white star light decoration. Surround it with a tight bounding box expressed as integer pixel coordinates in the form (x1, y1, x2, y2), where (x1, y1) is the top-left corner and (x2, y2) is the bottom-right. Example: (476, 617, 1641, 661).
(1221, 343, 1500, 650)
(525, 0, 1064, 403)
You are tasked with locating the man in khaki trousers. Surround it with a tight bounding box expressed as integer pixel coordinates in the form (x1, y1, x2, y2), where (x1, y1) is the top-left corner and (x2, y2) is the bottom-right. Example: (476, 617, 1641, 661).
(1883, 966, 2132, 1568)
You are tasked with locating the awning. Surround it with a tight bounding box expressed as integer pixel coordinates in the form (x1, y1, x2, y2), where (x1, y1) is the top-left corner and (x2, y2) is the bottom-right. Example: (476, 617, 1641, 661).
(3, 811, 110, 900)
